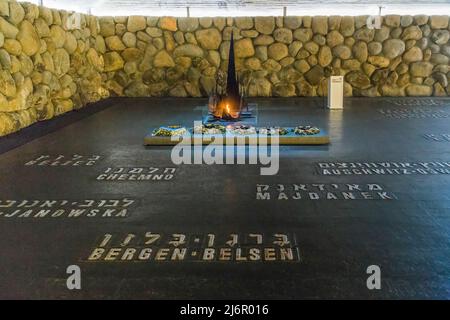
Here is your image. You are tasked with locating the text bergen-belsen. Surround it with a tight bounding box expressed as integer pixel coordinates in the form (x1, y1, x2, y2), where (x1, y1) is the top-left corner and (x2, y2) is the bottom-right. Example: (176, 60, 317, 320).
(317, 161, 450, 175)
(87, 233, 300, 263)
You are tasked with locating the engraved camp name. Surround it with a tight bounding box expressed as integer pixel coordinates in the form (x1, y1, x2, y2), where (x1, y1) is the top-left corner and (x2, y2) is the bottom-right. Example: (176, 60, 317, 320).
(256, 184, 396, 200)
(378, 108, 449, 119)
(423, 134, 450, 142)
(317, 162, 450, 175)
(0, 198, 136, 218)
(25, 154, 101, 166)
(87, 232, 300, 263)
(96, 167, 177, 181)
(390, 98, 446, 107)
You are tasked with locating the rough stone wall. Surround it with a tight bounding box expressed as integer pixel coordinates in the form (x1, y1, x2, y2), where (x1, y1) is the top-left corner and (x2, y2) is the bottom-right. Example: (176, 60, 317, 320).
(1, 0, 450, 136)
(0, 0, 110, 136)
(99, 15, 450, 99)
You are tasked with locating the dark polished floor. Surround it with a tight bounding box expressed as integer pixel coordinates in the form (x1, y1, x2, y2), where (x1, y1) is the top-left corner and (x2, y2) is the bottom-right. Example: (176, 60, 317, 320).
(0, 97, 450, 299)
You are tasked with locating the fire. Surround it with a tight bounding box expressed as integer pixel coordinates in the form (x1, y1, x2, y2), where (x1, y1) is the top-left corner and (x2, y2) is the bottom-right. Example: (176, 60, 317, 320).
(214, 99, 240, 120)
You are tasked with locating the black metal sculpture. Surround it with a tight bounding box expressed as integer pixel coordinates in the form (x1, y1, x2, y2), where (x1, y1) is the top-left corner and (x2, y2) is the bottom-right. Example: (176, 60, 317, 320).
(208, 31, 244, 121)
(226, 31, 240, 103)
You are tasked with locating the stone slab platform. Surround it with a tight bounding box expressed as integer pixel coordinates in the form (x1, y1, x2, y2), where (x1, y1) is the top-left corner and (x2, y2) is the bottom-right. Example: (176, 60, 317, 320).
(144, 129, 330, 145)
